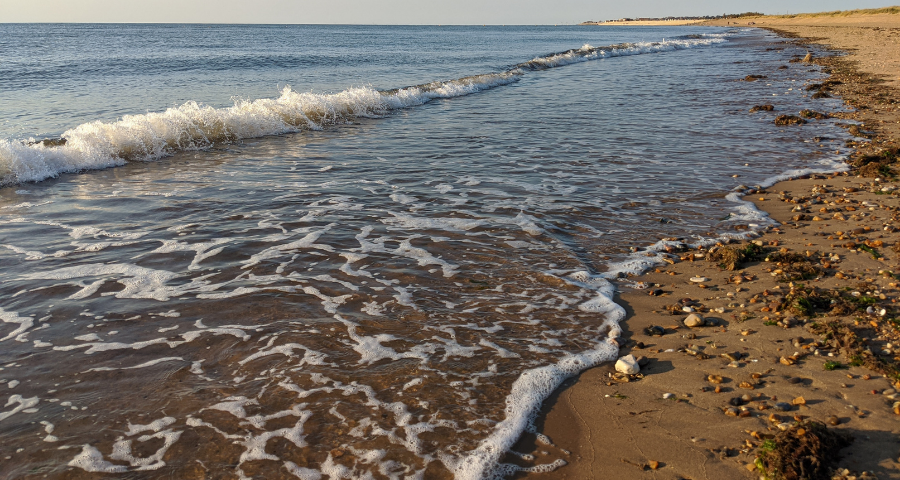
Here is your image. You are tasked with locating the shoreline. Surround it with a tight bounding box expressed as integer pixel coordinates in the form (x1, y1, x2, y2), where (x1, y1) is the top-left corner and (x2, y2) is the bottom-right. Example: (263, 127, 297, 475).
(580, 20, 707, 26)
(513, 13, 900, 480)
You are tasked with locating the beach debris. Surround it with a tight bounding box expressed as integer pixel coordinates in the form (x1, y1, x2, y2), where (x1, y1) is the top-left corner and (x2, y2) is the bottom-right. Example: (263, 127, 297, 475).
(683, 314, 705, 328)
(708, 374, 725, 384)
(754, 421, 852, 480)
(775, 115, 807, 126)
(802, 51, 813, 62)
(615, 354, 640, 375)
(662, 393, 675, 399)
(709, 243, 765, 271)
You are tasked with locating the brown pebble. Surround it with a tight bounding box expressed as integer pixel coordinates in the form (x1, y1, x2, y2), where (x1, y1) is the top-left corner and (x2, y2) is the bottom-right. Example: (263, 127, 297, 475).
(796, 428, 806, 436)
(739, 381, 755, 390)
(648, 460, 659, 470)
(708, 374, 724, 384)
(792, 396, 806, 406)
(826, 415, 840, 425)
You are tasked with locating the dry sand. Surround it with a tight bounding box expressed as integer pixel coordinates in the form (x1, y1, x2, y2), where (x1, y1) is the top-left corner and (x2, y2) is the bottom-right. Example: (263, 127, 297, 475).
(509, 12, 900, 480)
(705, 14, 900, 90)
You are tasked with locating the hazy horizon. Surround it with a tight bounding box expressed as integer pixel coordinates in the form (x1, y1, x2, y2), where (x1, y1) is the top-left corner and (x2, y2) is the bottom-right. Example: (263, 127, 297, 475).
(0, 0, 897, 25)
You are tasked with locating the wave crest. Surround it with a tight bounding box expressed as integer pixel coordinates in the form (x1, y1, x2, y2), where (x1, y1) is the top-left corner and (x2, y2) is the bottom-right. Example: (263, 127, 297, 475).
(1, 34, 725, 186)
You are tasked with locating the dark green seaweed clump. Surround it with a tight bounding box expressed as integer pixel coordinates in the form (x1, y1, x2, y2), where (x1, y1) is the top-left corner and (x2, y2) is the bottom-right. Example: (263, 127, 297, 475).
(755, 422, 852, 480)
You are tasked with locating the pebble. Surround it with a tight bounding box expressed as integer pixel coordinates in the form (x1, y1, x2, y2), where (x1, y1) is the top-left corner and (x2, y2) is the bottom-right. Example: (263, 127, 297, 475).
(690, 277, 709, 283)
(722, 352, 742, 362)
(663, 393, 675, 399)
(826, 415, 840, 425)
(644, 326, 666, 336)
(684, 314, 705, 328)
(775, 402, 793, 412)
(615, 355, 640, 375)
(708, 375, 724, 384)
(787, 377, 803, 384)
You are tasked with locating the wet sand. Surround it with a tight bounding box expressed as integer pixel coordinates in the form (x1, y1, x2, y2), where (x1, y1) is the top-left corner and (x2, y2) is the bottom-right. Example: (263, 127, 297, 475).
(516, 12, 900, 480)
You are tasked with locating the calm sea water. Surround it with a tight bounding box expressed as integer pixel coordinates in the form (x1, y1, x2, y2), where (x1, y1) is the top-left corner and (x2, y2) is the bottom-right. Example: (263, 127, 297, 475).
(0, 24, 851, 479)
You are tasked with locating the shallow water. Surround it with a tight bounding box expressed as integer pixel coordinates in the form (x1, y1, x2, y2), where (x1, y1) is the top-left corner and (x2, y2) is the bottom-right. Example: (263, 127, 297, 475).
(0, 25, 853, 479)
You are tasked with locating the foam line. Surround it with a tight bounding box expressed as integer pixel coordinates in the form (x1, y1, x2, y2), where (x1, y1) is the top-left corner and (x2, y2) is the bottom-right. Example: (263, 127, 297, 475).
(1, 35, 726, 187)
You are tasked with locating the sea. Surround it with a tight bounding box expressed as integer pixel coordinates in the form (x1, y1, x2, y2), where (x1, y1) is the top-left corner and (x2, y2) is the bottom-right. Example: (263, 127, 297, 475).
(0, 23, 854, 479)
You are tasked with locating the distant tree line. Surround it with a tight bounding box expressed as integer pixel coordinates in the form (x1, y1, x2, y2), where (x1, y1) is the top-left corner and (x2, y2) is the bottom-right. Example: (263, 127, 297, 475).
(584, 12, 765, 23)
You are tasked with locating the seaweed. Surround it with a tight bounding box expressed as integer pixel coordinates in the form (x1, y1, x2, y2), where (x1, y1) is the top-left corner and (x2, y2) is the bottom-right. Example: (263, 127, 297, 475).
(709, 243, 766, 271)
(755, 422, 852, 480)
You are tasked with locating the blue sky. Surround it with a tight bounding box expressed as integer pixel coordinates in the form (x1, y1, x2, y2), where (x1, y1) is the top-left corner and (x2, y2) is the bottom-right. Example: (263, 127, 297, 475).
(0, 0, 896, 24)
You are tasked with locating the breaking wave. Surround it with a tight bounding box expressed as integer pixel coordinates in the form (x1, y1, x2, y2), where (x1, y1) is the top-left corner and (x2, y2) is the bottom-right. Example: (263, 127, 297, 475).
(0, 34, 726, 187)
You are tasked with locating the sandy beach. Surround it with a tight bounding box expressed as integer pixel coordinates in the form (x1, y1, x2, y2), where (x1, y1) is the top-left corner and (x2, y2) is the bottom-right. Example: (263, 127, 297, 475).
(514, 10, 900, 480)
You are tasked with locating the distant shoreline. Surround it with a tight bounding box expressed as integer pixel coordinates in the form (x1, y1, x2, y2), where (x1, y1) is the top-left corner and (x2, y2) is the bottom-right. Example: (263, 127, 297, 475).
(580, 19, 707, 26)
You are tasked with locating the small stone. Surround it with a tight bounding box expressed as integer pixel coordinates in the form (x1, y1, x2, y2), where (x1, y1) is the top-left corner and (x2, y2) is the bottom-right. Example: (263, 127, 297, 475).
(684, 314, 705, 328)
(826, 415, 840, 425)
(739, 381, 755, 390)
(724, 407, 739, 417)
(648, 460, 659, 470)
(663, 393, 675, 399)
(615, 355, 640, 375)
(708, 374, 724, 384)
(787, 377, 802, 384)
(780, 357, 795, 366)
(723, 352, 742, 362)
(690, 276, 709, 283)
(796, 428, 806, 436)
(636, 356, 650, 367)
(893, 402, 900, 415)
(644, 325, 666, 337)
(775, 402, 793, 412)
(792, 397, 806, 406)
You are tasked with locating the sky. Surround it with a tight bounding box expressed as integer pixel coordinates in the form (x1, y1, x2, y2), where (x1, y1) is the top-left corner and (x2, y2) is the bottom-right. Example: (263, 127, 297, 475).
(0, 0, 897, 24)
